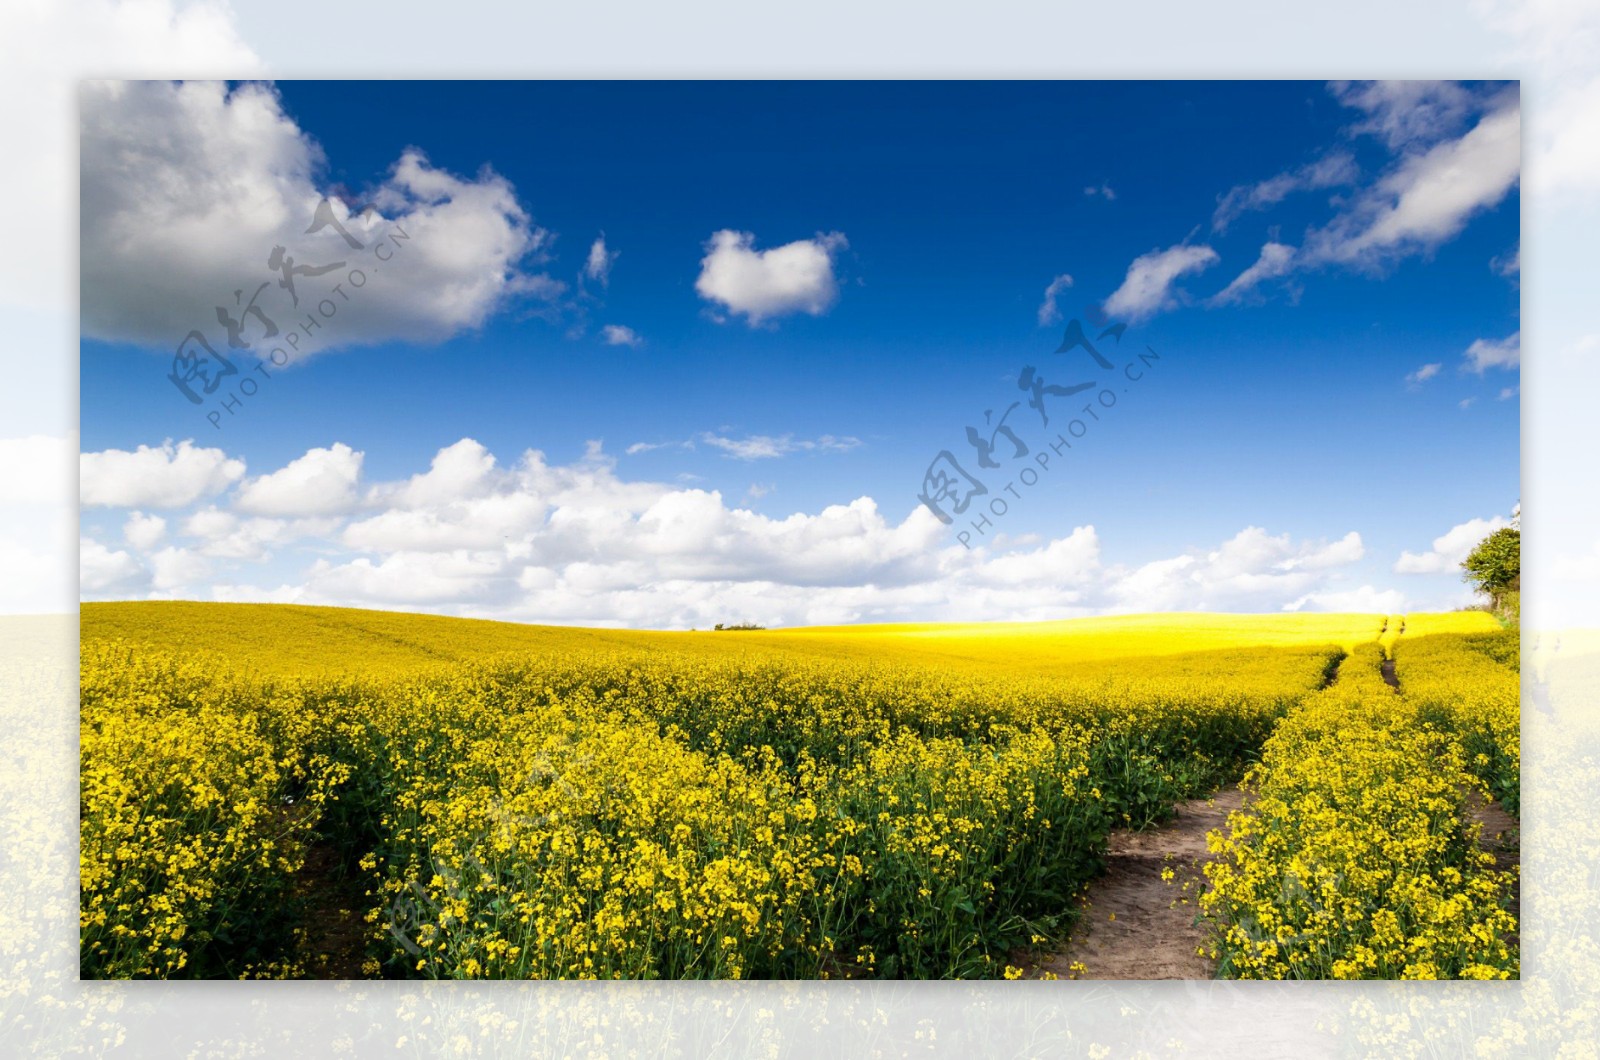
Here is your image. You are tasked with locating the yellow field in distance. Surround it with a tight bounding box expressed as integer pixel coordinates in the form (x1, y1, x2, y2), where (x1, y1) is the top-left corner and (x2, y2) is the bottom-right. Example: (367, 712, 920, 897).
(79, 601, 1499, 681)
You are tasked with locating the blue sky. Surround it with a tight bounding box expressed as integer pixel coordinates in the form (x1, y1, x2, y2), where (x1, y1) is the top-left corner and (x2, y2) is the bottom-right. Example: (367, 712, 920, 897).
(78, 80, 1521, 627)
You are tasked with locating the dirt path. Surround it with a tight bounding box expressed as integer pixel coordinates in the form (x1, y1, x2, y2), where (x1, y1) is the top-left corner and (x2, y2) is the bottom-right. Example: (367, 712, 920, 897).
(1030, 787, 1248, 979)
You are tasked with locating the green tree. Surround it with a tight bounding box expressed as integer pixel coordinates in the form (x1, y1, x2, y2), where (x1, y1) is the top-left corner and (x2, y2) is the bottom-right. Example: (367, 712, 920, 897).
(1462, 526, 1520, 608)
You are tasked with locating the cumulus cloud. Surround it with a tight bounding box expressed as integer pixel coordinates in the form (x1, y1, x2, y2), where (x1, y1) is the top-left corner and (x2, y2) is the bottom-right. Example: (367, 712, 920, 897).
(123, 511, 167, 551)
(1406, 362, 1443, 387)
(1212, 152, 1358, 232)
(695, 230, 848, 325)
(81, 439, 245, 508)
(80, 80, 554, 355)
(1036, 274, 1074, 326)
(601, 324, 642, 347)
(1394, 515, 1510, 574)
(1107, 527, 1366, 613)
(0, 0, 265, 314)
(79, 437, 1387, 624)
(1209, 242, 1296, 306)
(234, 443, 364, 517)
(1466, 331, 1521, 372)
(1284, 585, 1407, 613)
(1103, 244, 1219, 322)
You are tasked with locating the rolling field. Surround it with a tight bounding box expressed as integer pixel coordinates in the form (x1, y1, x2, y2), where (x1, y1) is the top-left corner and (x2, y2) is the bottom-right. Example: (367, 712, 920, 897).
(79, 602, 1517, 980)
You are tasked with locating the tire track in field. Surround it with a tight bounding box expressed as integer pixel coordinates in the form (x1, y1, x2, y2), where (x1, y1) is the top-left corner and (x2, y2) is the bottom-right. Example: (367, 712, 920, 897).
(1028, 786, 1249, 980)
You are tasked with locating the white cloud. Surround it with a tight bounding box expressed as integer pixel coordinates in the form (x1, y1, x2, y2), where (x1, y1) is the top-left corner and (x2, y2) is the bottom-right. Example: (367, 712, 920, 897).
(1459, 397, 1477, 410)
(698, 433, 861, 460)
(1083, 184, 1116, 200)
(1104, 527, 1367, 613)
(1103, 244, 1219, 322)
(1493, 242, 1521, 278)
(1209, 242, 1296, 306)
(625, 441, 674, 456)
(80, 80, 554, 354)
(182, 507, 339, 561)
(234, 443, 364, 516)
(1284, 585, 1407, 613)
(123, 511, 167, 551)
(1406, 362, 1443, 387)
(81, 439, 245, 508)
(584, 235, 617, 286)
(1331, 80, 1477, 150)
(1394, 515, 1510, 574)
(1036, 274, 1074, 326)
(1466, 331, 1521, 372)
(695, 230, 847, 325)
(601, 324, 642, 347)
(78, 437, 1385, 625)
(1212, 152, 1358, 231)
(79, 538, 145, 594)
(1500, 385, 1520, 400)
(1304, 91, 1520, 269)
(148, 545, 210, 594)
(0, 0, 265, 315)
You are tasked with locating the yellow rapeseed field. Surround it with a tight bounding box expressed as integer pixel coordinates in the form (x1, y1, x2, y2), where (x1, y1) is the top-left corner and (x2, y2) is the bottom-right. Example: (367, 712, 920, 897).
(79, 602, 1517, 980)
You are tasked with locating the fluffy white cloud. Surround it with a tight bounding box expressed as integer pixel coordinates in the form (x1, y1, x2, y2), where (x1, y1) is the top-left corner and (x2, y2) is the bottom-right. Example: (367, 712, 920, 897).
(1406, 362, 1443, 387)
(82, 436, 1388, 626)
(182, 507, 340, 561)
(1106, 527, 1366, 612)
(1394, 515, 1510, 574)
(1037, 274, 1074, 326)
(1103, 244, 1219, 322)
(1210, 242, 1296, 306)
(1212, 152, 1357, 231)
(0, 0, 264, 314)
(601, 324, 642, 347)
(81, 439, 245, 508)
(1466, 331, 1521, 372)
(234, 443, 364, 516)
(80, 80, 554, 354)
(123, 511, 167, 551)
(695, 230, 848, 325)
(1285, 585, 1407, 613)
(80, 538, 145, 594)
(148, 545, 210, 593)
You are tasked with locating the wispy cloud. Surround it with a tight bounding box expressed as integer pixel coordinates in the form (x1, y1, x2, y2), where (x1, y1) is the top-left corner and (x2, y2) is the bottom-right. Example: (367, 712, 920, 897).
(1210, 242, 1295, 306)
(1212, 152, 1357, 232)
(1036, 273, 1074, 326)
(584, 234, 618, 286)
(1104, 244, 1219, 321)
(699, 433, 861, 460)
(1405, 362, 1443, 388)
